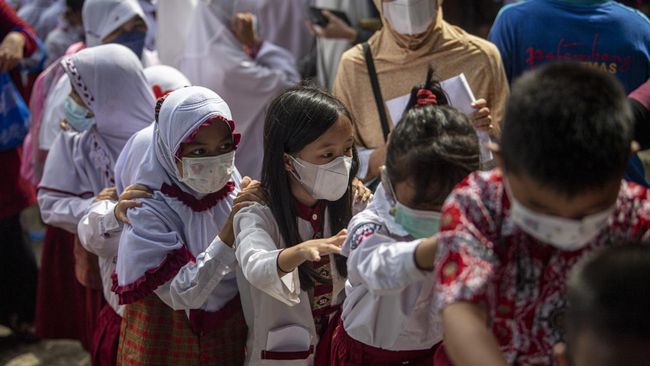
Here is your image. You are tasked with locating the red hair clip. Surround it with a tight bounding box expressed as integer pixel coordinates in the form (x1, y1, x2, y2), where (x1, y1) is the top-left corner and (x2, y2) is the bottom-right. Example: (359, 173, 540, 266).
(152, 84, 173, 100)
(416, 89, 437, 107)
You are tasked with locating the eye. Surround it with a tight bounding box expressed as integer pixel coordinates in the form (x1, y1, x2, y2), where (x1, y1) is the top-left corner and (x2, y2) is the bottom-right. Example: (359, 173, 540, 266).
(219, 142, 233, 152)
(321, 152, 334, 159)
(189, 148, 206, 156)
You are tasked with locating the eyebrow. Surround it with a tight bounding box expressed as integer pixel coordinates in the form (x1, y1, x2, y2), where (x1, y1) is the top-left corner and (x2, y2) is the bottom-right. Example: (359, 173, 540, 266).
(318, 137, 354, 148)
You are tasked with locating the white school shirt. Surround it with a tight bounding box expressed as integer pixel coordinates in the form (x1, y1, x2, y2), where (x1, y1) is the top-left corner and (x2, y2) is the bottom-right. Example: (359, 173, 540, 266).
(78, 199, 238, 314)
(234, 202, 346, 366)
(340, 185, 443, 351)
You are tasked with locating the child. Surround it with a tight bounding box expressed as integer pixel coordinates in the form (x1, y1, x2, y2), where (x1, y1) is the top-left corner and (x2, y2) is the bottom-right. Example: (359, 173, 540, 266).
(331, 74, 483, 365)
(76, 66, 191, 366)
(234, 86, 361, 365)
(37, 44, 154, 350)
(433, 62, 650, 365)
(554, 244, 650, 366)
(112, 86, 262, 365)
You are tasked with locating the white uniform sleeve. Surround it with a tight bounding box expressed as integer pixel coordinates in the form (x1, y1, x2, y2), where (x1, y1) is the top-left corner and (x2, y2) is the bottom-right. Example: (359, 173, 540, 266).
(254, 41, 300, 84)
(77, 200, 122, 258)
(347, 228, 428, 295)
(234, 204, 301, 306)
(154, 236, 237, 310)
(38, 189, 94, 233)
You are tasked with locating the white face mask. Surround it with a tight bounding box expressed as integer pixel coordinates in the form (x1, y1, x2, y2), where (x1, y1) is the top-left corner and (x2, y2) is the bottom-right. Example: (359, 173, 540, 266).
(506, 183, 614, 251)
(383, 0, 437, 35)
(179, 150, 235, 194)
(288, 155, 352, 202)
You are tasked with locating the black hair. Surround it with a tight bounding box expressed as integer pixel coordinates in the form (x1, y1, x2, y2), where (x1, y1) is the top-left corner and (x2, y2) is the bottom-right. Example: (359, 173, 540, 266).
(66, 0, 84, 12)
(386, 66, 480, 205)
(566, 244, 650, 350)
(501, 62, 633, 197)
(262, 85, 358, 290)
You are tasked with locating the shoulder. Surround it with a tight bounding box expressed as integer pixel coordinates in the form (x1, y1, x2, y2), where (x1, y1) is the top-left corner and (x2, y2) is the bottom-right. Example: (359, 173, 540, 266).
(234, 202, 276, 230)
(346, 206, 385, 252)
(615, 181, 650, 238)
(493, 0, 533, 24)
(338, 42, 367, 70)
(610, 2, 650, 27)
(444, 22, 503, 64)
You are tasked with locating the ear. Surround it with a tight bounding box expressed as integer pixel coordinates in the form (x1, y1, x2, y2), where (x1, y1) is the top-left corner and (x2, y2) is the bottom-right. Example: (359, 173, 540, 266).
(283, 154, 294, 173)
(554, 343, 570, 366)
(488, 142, 504, 172)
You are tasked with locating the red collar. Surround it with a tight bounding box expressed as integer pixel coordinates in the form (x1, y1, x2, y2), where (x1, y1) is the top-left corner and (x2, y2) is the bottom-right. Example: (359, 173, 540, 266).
(295, 200, 325, 237)
(161, 182, 234, 212)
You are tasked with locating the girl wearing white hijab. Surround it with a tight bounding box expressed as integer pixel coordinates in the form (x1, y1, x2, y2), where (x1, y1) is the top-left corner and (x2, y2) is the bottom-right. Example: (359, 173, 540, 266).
(179, 0, 300, 179)
(113, 86, 258, 365)
(76, 64, 190, 366)
(36, 44, 154, 349)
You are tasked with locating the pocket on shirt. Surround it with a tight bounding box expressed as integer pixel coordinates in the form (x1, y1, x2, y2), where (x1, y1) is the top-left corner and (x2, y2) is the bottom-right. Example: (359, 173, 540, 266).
(262, 324, 313, 360)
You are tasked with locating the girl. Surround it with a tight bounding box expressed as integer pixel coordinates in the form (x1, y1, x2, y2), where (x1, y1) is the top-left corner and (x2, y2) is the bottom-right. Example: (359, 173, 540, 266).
(234, 86, 362, 366)
(330, 74, 482, 365)
(37, 44, 154, 350)
(113, 86, 261, 365)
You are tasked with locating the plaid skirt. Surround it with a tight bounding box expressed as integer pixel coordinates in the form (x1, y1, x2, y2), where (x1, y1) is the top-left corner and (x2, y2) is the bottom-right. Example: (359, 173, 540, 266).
(117, 294, 247, 366)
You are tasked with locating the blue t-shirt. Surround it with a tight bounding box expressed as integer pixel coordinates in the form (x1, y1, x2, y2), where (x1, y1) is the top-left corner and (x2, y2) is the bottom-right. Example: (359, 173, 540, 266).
(489, 0, 650, 93)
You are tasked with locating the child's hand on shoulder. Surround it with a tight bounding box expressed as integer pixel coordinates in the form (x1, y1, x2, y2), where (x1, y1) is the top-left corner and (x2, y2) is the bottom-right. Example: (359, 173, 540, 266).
(352, 178, 372, 204)
(114, 184, 153, 224)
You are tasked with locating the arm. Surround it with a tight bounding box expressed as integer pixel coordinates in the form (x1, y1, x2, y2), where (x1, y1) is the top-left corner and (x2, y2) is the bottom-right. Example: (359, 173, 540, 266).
(38, 188, 93, 233)
(347, 223, 429, 295)
(0, 1, 37, 57)
(154, 236, 237, 310)
(77, 200, 122, 258)
(442, 302, 508, 366)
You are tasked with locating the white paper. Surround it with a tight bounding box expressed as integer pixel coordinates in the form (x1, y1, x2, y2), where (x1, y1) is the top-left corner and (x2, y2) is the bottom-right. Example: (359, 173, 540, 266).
(385, 73, 493, 163)
(265, 324, 312, 352)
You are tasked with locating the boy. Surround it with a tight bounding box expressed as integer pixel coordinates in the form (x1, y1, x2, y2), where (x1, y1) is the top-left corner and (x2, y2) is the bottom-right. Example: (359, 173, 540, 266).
(554, 244, 650, 366)
(433, 62, 650, 365)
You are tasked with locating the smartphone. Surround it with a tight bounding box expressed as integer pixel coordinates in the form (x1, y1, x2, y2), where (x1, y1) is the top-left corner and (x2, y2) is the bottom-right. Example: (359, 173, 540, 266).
(309, 7, 352, 27)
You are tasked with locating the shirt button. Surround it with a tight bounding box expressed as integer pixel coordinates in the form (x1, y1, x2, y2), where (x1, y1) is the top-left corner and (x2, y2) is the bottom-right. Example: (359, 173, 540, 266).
(312, 214, 318, 221)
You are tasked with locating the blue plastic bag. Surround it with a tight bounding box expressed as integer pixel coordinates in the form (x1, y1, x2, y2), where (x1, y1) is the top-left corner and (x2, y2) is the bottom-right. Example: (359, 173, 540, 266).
(0, 72, 30, 151)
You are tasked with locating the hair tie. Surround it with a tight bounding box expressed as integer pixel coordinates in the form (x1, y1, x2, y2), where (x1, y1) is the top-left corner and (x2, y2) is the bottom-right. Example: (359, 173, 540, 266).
(416, 89, 437, 107)
(152, 84, 173, 100)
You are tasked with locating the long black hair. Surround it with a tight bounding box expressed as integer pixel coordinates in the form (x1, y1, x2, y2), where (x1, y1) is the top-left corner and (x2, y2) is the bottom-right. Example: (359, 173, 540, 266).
(262, 85, 358, 290)
(386, 66, 480, 205)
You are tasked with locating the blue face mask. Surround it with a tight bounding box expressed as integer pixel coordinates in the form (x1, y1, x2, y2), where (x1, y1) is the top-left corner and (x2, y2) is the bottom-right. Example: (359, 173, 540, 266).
(392, 202, 441, 239)
(111, 30, 146, 59)
(64, 97, 95, 132)
(381, 166, 441, 239)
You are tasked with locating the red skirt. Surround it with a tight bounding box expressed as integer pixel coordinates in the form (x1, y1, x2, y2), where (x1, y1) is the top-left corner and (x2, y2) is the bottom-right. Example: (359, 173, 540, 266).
(118, 294, 247, 366)
(35, 225, 105, 350)
(330, 320, 438, 366)
(92, 304, 122, 366)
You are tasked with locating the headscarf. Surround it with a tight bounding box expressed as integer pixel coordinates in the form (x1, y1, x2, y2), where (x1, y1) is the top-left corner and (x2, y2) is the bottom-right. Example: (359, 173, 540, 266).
(39, 44, 154, 196)
(333, 0, 508, 149)
(114, 86, 241, 311)
(143, 65, 192, 99)
(82, 0, 146, 47)
(179, 0, 299, 178)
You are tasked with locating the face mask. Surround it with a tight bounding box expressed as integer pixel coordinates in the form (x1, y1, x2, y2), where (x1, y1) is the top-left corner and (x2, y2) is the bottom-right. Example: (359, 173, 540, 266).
(506, 183, 614, 250)
(383, 0, 437, 35)
(111, 30, 146, 59)
(64, 97, 95, 132)
(179, 150, 235, 194)
(381, 169, 441, 238)
(288, 155, 352, 202)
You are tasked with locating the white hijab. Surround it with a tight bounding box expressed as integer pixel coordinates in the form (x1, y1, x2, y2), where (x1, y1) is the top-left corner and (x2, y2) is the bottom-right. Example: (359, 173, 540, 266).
(179, 0, 299, 178)
(39, 44, 154, 195)
(115, 86, 241, 311)
(82, 0, 146, 47)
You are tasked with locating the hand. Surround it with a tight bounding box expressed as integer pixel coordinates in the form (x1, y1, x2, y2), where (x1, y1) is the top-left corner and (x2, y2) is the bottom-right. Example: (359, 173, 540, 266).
(114, 184, 152, 224)
(277, 229, 347, 275)
(0, 32, 25, 72)
(365, 144, 387, 182)
(232, 12, 261, 51)
(470, 99, 493, 133)
(352, 178, 372, 205)
(308, 11, 357, 41)
(219, 176, 267, 247)
(60, 119, 70, 131)
(93, 187, 118, 203)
